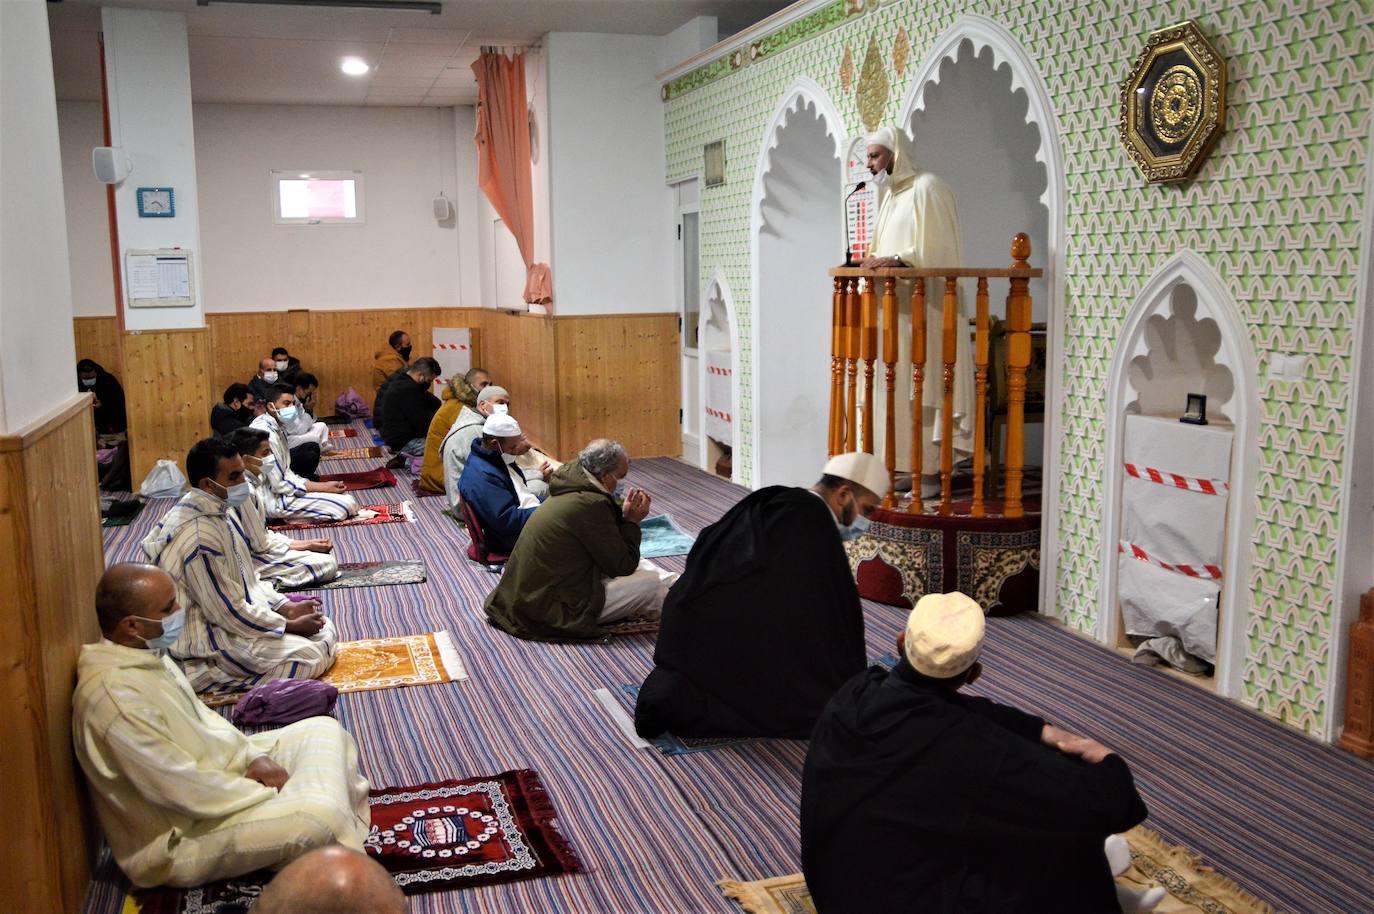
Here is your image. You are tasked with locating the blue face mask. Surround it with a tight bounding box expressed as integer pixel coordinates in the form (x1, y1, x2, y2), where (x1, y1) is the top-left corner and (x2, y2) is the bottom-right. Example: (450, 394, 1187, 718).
(276, 405, 299, 423)
(209, 479, 252, 509)
(838, 493, 871, 542)
(132, 609, 185, 651)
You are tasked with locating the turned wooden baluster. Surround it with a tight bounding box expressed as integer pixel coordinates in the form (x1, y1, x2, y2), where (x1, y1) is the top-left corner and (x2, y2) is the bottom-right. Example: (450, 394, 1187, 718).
(939, 275, 958, 517)
(845, 276, 860, 451)
(971, 276, 990, 518)
(881, 275, 898, 506)
(860, 277, 879, 453)
(829, 276, 845, 456)
(1004, 233, 1033, 519)
(907, 278, 926, 513)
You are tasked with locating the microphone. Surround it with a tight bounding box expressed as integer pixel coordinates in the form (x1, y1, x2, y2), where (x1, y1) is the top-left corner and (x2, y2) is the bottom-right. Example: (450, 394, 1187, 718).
(844, 180, 867, 267)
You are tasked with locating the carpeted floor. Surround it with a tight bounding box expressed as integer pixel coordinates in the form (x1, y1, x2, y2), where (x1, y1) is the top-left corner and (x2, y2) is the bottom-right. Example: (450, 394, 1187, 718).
(88, 430, 1372, 913)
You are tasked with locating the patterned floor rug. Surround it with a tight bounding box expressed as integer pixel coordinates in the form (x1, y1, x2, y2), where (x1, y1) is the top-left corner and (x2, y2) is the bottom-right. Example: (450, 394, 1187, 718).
(718, 826, 1278, 914)
(328, 427, 360, 438)
(283, 559, 427, 592)
(639, 514, 696, 558)
(616, 683, 754, 756)
(269, 502, 411, 532)
(316, 468, 398, 490)
(322, 446, 387, 460)
(121, 769, 581, 911)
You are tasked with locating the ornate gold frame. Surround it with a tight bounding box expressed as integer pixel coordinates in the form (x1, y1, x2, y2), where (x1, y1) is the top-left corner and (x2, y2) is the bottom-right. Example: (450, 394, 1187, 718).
(1119, 21, 1227, 184)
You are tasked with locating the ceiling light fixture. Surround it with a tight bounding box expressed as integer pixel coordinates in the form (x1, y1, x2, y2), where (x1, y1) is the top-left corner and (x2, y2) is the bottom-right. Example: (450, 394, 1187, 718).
(197, 0, 441, 14)
(341, 57, 370, 76)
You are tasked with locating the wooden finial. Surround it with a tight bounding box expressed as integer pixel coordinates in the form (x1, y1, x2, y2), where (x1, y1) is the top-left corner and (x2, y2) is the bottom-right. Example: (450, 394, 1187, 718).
(1011, 232, 1031, 267)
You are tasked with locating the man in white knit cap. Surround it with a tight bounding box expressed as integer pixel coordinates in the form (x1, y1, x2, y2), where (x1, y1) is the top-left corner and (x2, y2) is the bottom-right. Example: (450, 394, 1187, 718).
(802, 592, 1164, 914)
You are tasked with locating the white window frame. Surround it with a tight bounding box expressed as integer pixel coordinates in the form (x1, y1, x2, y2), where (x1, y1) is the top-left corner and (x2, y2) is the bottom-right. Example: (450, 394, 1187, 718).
(270, 169, 366, 225)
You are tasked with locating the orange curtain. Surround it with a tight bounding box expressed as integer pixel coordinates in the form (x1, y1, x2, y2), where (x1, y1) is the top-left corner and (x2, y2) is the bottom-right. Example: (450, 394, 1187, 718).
(471, 50, 552, 307)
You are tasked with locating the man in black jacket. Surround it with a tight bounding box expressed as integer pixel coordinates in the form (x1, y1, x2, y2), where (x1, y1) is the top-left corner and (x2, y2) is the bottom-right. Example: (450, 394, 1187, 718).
(801, 592, 1162, 914)
(210, 383, 257, 437)
(377, 357, 441, 456)
(78, 359, 127, 435)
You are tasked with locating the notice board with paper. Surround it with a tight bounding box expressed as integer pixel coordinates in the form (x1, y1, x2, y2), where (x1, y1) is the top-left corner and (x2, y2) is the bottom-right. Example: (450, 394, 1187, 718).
(125, 249, 195, 308)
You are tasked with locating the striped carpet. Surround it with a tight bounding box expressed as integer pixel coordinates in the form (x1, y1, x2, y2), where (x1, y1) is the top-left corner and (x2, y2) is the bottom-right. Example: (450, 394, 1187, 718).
(88, 438, 1371, 913)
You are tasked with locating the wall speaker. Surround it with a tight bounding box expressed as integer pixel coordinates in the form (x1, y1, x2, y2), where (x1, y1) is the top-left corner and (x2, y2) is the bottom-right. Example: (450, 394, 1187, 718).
(92, 146, 132, 184)
(433, 194, 452, 221)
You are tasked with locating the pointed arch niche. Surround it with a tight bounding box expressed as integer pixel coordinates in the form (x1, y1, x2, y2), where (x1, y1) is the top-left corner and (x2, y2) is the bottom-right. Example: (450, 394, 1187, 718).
(898, 14, 1067, 618)
(697, 270, 741, 482)
(750, 77, 845, 487)
(1099, 251, 1260, 699)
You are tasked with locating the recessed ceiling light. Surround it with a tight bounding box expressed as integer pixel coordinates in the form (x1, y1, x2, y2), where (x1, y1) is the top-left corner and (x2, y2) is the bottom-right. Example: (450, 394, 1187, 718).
(341, 57, 370, 76)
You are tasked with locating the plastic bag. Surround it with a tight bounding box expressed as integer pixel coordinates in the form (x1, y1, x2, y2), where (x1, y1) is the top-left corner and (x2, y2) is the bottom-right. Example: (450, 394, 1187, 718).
(138, 459, 187, 499)
(335, 386, 371, 419)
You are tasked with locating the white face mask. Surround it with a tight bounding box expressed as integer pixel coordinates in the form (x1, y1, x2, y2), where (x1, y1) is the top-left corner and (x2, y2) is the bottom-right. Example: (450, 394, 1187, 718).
(262, 370, 279, 383)
(867, 167, 889, 187)
(274, 360, 289, 371)
(492, 402, 510, 415)
(501, 449, 519, 466)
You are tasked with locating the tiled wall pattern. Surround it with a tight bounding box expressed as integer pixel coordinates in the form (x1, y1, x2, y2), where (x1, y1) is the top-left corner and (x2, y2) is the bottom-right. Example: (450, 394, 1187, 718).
(663, 0, 1373, 736)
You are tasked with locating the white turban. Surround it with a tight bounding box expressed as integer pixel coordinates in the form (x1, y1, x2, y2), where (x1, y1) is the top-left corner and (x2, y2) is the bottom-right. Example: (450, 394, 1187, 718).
(823, 451, 890, 497)
(482, 414, 522, 437)
(864, 125, 919, 185)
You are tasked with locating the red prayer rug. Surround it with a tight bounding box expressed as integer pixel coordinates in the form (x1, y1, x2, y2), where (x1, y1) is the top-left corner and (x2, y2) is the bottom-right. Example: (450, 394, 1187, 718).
(268, 502, 410, 531)
(124, 770, 582, 910)
(317, 467, 398, 490)
(328, 427, 360, 438)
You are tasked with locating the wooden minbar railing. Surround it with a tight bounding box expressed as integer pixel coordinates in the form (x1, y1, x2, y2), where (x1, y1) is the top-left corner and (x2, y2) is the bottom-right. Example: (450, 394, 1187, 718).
(828, 233, 1043, 518)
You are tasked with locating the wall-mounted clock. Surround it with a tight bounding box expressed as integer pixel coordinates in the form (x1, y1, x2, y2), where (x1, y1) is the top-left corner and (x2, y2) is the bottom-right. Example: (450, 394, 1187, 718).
(136, 187, 175, 217)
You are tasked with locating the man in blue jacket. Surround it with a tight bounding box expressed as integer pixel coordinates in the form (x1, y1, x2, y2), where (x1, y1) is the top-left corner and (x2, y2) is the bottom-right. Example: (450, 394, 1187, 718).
(457, 413, 543, 555)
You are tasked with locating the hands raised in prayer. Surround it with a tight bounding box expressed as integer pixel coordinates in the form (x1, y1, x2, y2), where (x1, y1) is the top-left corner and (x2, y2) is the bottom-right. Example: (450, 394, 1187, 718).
(539, 461, 553, 482)
(282, 598, 326, 636)
(1041, 723, 1116, 763)
(246, 755, 290, 790)
(622, 488, 651, 524)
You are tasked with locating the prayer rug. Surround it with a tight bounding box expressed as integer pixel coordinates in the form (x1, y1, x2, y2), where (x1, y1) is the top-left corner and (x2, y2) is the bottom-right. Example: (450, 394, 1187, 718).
(321, 445, 387, 460)
(268, 502, 411, 531)
(638, 514, 696, 558)
(316, 467, 398, 490)
(617, 683, 752, 755)
(717, 826, 1278, 914)
(411, 478, 442, 499)
(328, 427, 360, 438)
(320, 414, 353, 426)
(121, 770, 581, 910)
(283, 559, 427, 592)
(603, 615, 660, 637)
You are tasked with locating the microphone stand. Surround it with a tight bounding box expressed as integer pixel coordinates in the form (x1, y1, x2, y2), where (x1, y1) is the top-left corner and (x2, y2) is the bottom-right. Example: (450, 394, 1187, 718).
(843, 181, 866, 267)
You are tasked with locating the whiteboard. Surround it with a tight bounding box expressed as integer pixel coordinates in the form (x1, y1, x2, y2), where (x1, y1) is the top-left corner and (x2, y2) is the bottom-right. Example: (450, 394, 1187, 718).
(125, 248, 195, 308)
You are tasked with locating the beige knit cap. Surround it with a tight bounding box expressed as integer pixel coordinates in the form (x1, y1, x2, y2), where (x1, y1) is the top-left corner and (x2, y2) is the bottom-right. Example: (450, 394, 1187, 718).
(903, 592, 985, 678)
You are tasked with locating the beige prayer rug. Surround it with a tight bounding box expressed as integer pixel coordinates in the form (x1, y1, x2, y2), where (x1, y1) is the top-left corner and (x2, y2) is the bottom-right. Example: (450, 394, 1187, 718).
(321, 445, 386, 460)
(200, 631, 467, 707)
(719, 827, 1277, 914)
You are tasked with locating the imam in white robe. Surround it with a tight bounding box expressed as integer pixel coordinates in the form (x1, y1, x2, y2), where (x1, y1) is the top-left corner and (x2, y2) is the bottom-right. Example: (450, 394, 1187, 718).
(73, 640, 369, 887)
(250, 413, 358, 522)
(142, 487, 337, 692)
(237, 466, 339, 589)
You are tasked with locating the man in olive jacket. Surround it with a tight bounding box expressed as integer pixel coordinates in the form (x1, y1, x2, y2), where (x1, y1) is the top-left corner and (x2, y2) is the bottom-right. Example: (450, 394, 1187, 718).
(483, 439, 678, 642)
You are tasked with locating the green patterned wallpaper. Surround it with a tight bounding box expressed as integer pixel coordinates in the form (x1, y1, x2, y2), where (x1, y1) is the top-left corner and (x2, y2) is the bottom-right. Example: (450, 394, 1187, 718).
(662, 0, 1373, 737)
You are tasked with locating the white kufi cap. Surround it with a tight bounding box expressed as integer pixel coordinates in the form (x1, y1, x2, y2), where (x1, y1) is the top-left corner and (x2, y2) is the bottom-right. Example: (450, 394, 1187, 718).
(903, 592, 985, 678)
(822, 451, 889, 497)
(482, 414, 522, 437)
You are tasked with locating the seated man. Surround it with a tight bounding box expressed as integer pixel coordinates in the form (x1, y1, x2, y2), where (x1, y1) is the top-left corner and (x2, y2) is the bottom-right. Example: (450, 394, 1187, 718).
(226, 427, 339, 589)
(484, 439, 677, 642)
(251, 387, 358, 522)
(371, 329, 411, 393)
(72, 563, 369, 888)
(377, 356, 441, 456)
(634, 452, 878, 740)
(255, 845, 407, 914)
(284, 372, 330, 453)
(419, 367, 491, 494)
(211, 383, 257, 437)
(78, 358, 127, 437)
(271, 345, 301, 385)
(440, 384, 508, 508)
(142, 437, 338, 692)
(249, 356, 283, 405)
(801, 592, 1160, 914)
(457, 414, 542, 555)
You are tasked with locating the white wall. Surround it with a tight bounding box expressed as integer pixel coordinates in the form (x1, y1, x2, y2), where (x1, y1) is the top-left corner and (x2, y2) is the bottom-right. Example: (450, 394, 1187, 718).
(546, 32, 673, 316)
(453, 104, 483, 309)
(0, 0, 79, 433)
(58, 102, 116, 318)
(659, 16, 718, 71)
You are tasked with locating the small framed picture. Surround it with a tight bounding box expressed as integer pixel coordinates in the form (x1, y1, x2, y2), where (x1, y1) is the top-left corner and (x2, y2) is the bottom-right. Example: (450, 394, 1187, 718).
(704, 140, 726, 187)
(1180, 392, 1208, 425)
(136, 187, 175, 218)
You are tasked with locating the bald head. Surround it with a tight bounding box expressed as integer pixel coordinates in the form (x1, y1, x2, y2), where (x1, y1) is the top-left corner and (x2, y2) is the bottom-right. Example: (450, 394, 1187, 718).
(254, 846, 406, 914)
(96, 563, 175, 635)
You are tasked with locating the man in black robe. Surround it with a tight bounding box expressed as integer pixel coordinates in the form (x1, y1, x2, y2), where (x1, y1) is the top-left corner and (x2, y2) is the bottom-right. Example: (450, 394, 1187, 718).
(78, 359, 127, 435)
(633, 452, 887, 740)
(801, 592, 1161, 914)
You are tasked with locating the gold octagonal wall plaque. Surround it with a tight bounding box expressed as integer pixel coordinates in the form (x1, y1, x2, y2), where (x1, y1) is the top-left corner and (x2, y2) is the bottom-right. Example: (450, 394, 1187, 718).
(1119, 20, 1227, 184)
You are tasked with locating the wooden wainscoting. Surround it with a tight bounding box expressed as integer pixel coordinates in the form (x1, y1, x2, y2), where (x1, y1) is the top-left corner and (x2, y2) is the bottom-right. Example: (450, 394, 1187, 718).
(0, 395, 104, 913)
(480, 310, 560, 456)
(124, 328, 214, 484)
(74, 316, 122, 379)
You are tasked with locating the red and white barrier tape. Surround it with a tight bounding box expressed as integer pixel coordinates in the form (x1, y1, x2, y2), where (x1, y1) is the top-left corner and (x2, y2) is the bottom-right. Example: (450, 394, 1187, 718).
(1124, 462, 1228, 495)
(433, 342, 470, 351)
(1118, 541, 1222, 580)
(705, 406, 732, 423)
(706, 365, 732, 376)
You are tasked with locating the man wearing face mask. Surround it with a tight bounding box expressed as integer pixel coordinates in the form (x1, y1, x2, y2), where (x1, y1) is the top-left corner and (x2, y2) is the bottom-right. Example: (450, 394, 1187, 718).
(251, 387, 359, 522)
(141, 437, 338, 693)
(250, 356, 283, 406)
(457, 414, 545, 556)
(440, 385, 548, 509)
(211, 383, 258, 437)
(419, 368, 491, 495)
(72, 563, 369, 888)
(632, 451, 879, 740)
(371, 330, 412, 393)
(225, 428, 339, 590)
(270, 346, 301, 385)
(78, 358, 127, 436)
(377, 357, 442, 456)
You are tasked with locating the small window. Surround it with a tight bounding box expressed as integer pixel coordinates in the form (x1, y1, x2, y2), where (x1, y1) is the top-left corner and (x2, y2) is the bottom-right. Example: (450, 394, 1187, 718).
(271, 170, 365, 224)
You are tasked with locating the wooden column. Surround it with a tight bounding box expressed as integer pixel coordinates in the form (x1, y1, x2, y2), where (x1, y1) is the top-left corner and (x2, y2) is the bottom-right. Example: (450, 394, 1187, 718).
(908, 278, 926, 513)
(938, 275, 958, 516)
(829, 277, 846, 456)
(972, 277, 990, 518)
(844, 278, 860, 451)
(881, 275, 898, 506)
(1004, 233, 1033, 519)
(1339, 588, 1374, 758)
(122, 328, 214, 485)
(860, 278, 878, 453)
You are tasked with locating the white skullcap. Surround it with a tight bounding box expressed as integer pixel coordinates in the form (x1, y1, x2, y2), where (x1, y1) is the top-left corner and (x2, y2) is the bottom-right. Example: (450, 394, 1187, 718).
(866, 125, 898, 150)
(904, 592, 985, 678)
(822, 451, 889, 497)
(476, 385, 509, 404)
(482, 414, 521, 437)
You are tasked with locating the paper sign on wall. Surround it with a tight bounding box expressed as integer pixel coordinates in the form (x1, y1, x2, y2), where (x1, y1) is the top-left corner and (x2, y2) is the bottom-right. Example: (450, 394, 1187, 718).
(125, 249, 195, 308)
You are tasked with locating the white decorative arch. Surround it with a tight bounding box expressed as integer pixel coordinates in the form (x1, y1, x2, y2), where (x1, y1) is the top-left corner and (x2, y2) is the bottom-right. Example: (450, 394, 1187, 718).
(698, 268, 742, 483)
(749, 77, 847, 488)
(899, 14, 1069, 621)
(1098, 250, 1260, 699)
